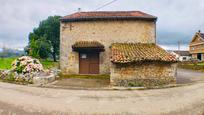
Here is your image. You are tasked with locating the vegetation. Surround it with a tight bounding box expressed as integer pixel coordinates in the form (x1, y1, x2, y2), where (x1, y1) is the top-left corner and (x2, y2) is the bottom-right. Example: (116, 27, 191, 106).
(128, 82, 143, 87)
(26, 16, 61, 61)
(0, 58, 16, 70)
(40, 59, 59, 69)
(4, 73, 15, 82)
(12, 56, 44, 74)
(178, 62, 204, 71)
(0, 57, 58, 70)
(58, 74, 110, 80)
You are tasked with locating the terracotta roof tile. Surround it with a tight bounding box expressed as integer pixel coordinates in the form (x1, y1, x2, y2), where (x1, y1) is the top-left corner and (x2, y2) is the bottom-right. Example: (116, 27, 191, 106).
(110, 43, 177, 63)
(72, 41, 104, 51)
(61, 11, 157, 22)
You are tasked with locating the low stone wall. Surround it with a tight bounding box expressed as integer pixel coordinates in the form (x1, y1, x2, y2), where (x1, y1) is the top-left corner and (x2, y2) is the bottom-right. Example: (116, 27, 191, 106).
(33, 74, 56, 86)
(110, 62, 177, 87)
(0, 69, 59, 85)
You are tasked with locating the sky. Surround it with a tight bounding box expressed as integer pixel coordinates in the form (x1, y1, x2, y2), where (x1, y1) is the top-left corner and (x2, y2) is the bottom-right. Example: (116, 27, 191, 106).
(0, 0, 204, 50)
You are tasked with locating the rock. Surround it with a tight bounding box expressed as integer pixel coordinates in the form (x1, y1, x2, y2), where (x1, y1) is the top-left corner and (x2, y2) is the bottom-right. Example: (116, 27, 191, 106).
(33, 74, 56, 86)
(0, 70, 12, 79)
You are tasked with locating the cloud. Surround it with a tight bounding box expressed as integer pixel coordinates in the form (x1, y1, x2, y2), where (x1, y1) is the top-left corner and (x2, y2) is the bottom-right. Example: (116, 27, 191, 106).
(0, 0, 204, 50)
(159, 44, 189, 51)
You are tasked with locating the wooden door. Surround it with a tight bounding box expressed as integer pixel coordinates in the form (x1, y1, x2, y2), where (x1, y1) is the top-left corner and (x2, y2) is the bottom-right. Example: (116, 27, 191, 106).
(197, 53, 202, 61)
(79, 53, 89, 74)
(79, 52, 99, 74)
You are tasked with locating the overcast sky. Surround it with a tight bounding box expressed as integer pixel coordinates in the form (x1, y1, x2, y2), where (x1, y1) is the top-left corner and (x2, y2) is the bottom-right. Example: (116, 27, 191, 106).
(0, 0, 204, 50)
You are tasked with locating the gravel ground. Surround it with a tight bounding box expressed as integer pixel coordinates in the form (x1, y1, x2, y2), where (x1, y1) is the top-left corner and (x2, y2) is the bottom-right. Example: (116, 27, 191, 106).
(0, 69, 203, 115)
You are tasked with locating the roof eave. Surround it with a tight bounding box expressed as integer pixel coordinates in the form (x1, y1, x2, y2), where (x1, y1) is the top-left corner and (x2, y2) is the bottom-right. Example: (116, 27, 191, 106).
(111, 60, 177, 64)
(60, 16, 157, 22)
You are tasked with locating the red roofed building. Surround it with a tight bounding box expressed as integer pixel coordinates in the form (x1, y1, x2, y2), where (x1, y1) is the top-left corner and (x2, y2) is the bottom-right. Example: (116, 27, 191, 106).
(60, 11, 177, 87)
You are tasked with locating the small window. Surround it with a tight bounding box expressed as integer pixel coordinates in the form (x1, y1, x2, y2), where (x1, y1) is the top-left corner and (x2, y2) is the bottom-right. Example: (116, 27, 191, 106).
(81, 54, 87, 59)
(183, 57, 187, 60)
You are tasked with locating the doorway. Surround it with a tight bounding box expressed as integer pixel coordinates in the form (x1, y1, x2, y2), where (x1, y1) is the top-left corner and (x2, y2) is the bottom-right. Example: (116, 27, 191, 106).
(197, 53, 202, 61)
(79, 52, 99, 74)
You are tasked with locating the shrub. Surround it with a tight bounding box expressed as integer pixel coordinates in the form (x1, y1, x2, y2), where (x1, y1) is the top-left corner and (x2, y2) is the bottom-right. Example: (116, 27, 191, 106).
(12, 56, 44, 74)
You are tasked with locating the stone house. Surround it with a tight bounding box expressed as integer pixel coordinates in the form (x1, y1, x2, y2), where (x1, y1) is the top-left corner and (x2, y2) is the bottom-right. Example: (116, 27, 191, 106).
(60, 11, 177, 86)
(189, 30, 204, 61)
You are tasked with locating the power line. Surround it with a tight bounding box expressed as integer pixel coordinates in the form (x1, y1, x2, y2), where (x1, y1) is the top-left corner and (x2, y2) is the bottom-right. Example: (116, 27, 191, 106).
(94, 0, 118, 11)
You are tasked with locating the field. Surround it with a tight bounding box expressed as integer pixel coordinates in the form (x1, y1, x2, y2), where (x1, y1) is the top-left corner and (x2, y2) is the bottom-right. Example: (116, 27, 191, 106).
(0, 57, 58, 70)
(0, 58, 16, 70)
(40, 59, 59, 69)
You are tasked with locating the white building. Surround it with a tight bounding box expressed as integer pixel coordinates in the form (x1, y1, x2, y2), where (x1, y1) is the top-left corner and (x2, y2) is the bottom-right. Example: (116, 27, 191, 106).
(168, 50, 191, 61)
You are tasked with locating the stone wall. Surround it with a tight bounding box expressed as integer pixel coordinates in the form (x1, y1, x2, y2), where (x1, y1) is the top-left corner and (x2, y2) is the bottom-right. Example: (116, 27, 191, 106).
(60, 20, 156, 74)
(110, 62, 177, 87)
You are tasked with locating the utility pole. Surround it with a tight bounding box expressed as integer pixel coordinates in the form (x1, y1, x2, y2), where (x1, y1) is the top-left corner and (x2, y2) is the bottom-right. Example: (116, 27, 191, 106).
(78, 8, 81, 12)
(178, 41, 181, 51)
(178, 41, 181, 58)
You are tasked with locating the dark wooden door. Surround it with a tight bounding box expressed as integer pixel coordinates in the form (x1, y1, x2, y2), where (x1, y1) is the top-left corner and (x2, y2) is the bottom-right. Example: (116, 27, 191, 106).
(79, 52, 99, 74)
(197, 53, 202, 61)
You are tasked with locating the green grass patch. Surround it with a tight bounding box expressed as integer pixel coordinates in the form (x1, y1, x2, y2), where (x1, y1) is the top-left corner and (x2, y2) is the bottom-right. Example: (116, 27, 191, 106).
(40, 59, 59, 69)
(128, 82, 144, 87)
(0, 58, 16, 70)
(58, 74, 110, 80)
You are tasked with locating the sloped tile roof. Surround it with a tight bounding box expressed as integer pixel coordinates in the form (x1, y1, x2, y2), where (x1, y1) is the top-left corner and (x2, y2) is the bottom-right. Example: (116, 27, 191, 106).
(198, 33, 204, 39)
(110, 43, 177, 63)
(61, 11, 157, 22)
(72, 41, 104, 51)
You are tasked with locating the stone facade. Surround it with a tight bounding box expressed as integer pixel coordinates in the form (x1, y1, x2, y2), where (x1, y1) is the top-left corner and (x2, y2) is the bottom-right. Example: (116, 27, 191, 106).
(60, 20, 156, 74)
(110, 63, 177, 87)
(60, 11, 177, 87)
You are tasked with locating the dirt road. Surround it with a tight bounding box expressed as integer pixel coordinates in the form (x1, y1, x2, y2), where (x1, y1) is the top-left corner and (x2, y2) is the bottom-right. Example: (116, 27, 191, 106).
(177, 68, 204, 84)
(0, 82, 203, 114)
(0, 69, 204, 115)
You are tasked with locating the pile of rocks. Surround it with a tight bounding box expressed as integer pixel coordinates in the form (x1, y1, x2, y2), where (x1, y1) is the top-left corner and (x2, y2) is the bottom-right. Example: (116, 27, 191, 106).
(0, 70, 11, 80)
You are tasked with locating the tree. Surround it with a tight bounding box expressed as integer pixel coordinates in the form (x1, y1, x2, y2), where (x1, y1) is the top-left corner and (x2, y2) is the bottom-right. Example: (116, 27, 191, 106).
(27, 16, 61, 61)
(41, 16, 60, 61)
(36, 38, 51, 59)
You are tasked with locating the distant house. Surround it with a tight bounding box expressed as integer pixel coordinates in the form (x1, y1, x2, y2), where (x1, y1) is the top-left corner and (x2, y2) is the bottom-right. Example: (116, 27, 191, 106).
(60, 11, 177, 86)
(168, 50, 191, 61)
(189, 30, 204, 61)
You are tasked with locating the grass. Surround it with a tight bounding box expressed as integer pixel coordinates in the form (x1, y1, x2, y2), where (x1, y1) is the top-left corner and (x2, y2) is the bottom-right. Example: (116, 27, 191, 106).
(179, 62, 204, 71)
(0, 57, 59, 70)
(58, 74, 110, 80)
(40, 59, 59, 69)
(0, 58, 16, 70)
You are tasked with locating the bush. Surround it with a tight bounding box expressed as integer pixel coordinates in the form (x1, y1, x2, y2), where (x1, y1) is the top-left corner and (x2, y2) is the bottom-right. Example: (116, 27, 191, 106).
(12, 56, 44, 74)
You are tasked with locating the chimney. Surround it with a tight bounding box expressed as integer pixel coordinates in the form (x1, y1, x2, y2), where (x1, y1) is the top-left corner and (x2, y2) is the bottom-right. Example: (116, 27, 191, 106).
(78, 8, 81, 12)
